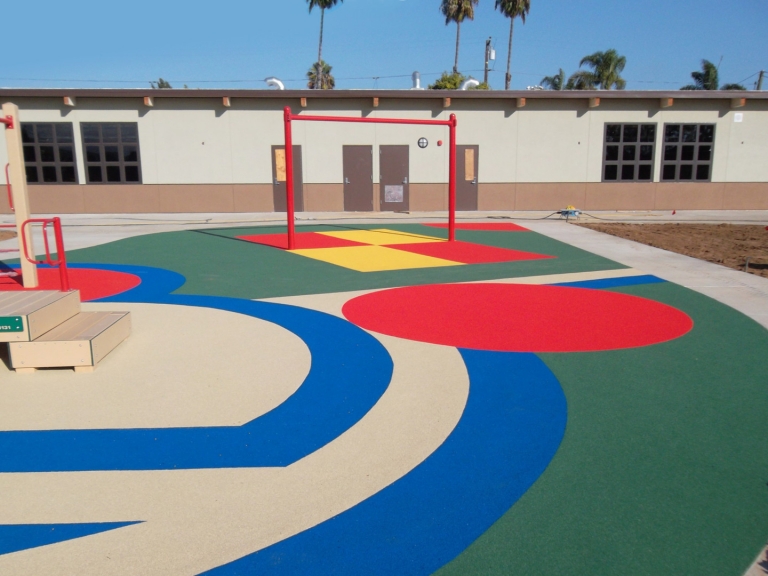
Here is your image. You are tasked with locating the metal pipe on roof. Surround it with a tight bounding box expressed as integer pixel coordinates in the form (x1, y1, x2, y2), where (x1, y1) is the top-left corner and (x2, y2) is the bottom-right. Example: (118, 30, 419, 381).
(411, 72, 424, 90)
(265, 77, 285, 90)
(460, 78, 480, 90)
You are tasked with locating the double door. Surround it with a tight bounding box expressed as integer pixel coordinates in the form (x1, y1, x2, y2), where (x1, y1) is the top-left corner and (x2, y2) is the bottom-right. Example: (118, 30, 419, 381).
(342, 145, 410, 212)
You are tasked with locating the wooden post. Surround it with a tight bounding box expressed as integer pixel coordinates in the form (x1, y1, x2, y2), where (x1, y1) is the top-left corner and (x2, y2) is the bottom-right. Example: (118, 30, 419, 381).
(2, 103, 38, 287)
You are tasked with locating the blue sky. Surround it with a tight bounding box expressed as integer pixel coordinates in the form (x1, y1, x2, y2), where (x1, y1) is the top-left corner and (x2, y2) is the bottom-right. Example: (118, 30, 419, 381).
(5, 0, 767, 91)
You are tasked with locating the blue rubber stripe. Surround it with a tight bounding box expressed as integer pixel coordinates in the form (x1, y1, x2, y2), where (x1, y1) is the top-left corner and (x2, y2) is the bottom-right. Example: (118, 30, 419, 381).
(551, 274, 665, 289)
(0, 268, 393, 472)
(203, 351, 567, 576)
(0, 522, 141, 556)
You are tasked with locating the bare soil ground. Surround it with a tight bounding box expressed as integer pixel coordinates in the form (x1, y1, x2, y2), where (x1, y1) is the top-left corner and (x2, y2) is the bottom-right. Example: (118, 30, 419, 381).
(0, 231, 14, 242)
(577, 223, 768, 279)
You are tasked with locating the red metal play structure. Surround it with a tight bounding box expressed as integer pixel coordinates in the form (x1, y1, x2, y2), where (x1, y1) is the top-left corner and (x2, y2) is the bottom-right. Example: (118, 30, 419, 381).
(282, 106, 458, 250)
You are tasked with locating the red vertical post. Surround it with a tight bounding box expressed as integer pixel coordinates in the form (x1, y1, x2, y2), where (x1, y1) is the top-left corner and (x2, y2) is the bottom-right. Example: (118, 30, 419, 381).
(283, 106, 296, 250)
(448, 113, 457, 242)
(52, 217, 70, 292)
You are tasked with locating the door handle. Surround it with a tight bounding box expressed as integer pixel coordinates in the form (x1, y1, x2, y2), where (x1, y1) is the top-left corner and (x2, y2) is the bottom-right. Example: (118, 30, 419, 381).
(471, 178, 477, 185)
(274, 179, 282, 185)
(345, 177, 350, 184)
(403, 177, 408, 185)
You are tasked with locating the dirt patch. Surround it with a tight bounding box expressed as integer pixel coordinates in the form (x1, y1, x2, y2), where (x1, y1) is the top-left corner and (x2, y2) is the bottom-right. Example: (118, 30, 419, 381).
(577, 223, 768, 278)
(0, 231, 15, 243)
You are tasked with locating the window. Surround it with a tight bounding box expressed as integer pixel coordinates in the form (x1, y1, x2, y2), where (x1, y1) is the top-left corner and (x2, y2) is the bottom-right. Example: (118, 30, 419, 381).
(21, 123, 79, 184)
(81, 123, 142, 184)
(661, 124, 715, 182)
(602, 123, 656, 182)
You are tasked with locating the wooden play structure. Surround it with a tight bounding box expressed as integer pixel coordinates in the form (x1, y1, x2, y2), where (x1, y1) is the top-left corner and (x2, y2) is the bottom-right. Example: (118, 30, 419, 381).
(0, 102, 131, 373)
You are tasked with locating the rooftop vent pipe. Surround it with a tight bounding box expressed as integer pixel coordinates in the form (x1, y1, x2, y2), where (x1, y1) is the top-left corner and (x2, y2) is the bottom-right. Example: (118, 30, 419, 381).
(460, 78, 480, 90)
(411, 71, 425, 90)
(265, 77, 285, 90)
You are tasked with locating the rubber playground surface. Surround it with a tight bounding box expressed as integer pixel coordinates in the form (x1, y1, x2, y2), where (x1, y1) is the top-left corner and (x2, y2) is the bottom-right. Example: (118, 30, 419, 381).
(1, 221, 767, 575)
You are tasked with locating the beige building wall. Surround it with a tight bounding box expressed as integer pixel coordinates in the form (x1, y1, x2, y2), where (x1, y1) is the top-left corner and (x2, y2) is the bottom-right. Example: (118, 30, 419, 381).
(1, 94, 767, 214)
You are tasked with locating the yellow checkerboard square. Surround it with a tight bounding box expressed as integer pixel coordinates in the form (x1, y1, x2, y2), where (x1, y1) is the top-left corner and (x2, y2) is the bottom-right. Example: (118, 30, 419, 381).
(291, 245, 461, 272)
(317, 229, 443, 246)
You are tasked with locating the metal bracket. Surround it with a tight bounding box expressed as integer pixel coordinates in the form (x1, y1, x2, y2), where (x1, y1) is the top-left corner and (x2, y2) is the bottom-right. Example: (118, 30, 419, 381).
(0, 116, 14, 130)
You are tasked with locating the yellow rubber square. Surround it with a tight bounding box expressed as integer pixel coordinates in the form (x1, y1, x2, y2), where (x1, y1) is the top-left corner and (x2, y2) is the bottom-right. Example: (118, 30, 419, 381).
(291, 246, 462, 272)
(317, 229, 443, 246)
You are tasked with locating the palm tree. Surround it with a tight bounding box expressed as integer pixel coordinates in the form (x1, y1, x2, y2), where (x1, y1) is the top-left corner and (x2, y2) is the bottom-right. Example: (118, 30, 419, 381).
(541, 68, 566, 90)
(565, 70, 598, 90)
(681, 60, 746, 90)
(495, 0, 530, 90)
(307, 61, 335, 90)
(307, 0, 343, 89)
(441, 0, 479, 74)
(575, 49, 627, 90)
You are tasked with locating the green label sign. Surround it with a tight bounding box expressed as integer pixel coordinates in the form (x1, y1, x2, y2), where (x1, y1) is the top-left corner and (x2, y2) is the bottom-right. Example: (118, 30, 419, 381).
(0, 317, 23, 333)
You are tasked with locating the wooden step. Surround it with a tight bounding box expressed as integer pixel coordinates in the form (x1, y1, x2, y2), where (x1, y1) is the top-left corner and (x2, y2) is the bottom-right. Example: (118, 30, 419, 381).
(9, 311, 131, 373)
(0, 291, 81, 343)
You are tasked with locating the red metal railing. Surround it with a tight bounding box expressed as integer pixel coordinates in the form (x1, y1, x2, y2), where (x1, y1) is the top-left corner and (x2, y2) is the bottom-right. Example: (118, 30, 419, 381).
(18, 217, 71, 291)
(5, 163, 13, 212)
(282, 107, 458, 249)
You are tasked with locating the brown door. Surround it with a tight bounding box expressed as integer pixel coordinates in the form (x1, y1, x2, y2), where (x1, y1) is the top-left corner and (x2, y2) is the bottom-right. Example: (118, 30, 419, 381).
(456, 145, 479, 211)
(272, 145, 304, 212)
(379, 145, 409, 212)
(343, 145, 373, 212)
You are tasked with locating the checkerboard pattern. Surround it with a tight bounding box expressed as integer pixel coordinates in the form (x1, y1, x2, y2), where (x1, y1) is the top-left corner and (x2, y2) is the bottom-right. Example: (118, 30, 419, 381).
(237, 229, 554, 272)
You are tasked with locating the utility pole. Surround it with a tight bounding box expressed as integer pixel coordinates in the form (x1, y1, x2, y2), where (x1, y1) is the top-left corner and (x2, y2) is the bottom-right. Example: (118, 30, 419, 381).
(757, 70, 765, 91)
(484, 37, 492, 86)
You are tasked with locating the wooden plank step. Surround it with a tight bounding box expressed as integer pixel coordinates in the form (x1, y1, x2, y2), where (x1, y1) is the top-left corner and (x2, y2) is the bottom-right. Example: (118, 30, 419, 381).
(9, 311, 131, 372)
(0, 290, 81, 343)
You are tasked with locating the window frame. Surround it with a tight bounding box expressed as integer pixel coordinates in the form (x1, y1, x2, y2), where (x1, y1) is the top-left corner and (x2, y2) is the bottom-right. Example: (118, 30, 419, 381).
(80, 122, 142, 185)
(660, 123, 715, 183)
(20, 122, 79, 185)
(601, 123, 658, 183)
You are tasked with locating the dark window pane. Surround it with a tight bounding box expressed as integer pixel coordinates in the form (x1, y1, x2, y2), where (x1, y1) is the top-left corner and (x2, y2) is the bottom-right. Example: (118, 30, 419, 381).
(638, 165, 652, 180)
(25, 166, 38, 182)
(665, 125, 680, 142)
(698, 145, 712, 161)
(125, 165, 140, 182)
(623, 145, 636, 161)
(86, 146, 101, 162)
(55, 124, 74, 143)
(104, 146, 119, 162)
(606, 125, 621, 142)
(42, 166, 57, 182)
(106, 166, 122, 182)
(623, 125, 638, 143)
(682, 125, 697, 142)
(88, 166, 103, 182)
(36, 124, 54, 143)
(121, 124, 138, 142)
(82, 124, 100, 143)
(58, 146, 74, 163)
(21, 125, 35, 143)
(696, 165, 710, 180)
(662, 165, 677, 180)
(681, 145, 695, 161)
(123, 146, 138, 162)
(699, 125, 714, 143)
(60, 166, 76, 183)
(621, 165, 635, 180)
(679, 164, 693, 180)
(40, 146, 55, 162)
(102, 124, 119, 143)
(664, 145, 678, 161)
(604, 164, 618, 180)
(640, 145, 653, 161)
(640, 125, 656, 142)
(23, 146, 36, 162)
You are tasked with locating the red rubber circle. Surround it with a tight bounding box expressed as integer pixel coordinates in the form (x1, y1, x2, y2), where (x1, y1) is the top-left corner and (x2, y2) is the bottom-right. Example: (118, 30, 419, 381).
(342, 283, 693, 353)
(0, 268, 140, 302)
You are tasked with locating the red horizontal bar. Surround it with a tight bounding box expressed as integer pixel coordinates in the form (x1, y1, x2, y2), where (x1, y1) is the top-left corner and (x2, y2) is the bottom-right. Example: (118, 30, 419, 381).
(289, 114, 452, 127)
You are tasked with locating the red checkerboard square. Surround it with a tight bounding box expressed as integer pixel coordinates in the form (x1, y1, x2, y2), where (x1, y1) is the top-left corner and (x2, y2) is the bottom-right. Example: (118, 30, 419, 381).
(237, 232, 367, 250)
(386, 240, 554, 264)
